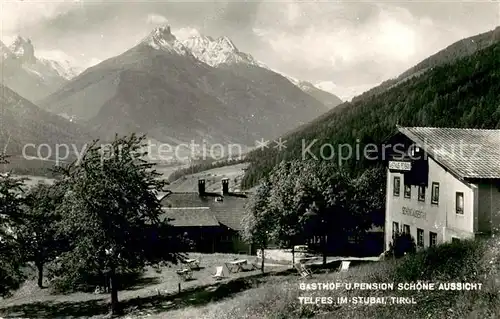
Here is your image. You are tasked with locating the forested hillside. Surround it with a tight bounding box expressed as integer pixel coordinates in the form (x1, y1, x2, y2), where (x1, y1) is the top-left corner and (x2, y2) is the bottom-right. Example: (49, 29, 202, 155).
(242, 39, 500, 188)
(351, 26, 500, 104)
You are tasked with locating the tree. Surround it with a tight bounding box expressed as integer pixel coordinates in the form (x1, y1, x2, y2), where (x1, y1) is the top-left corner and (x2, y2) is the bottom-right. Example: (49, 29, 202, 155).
(348, 166, 386, 230)
(325, 166, 385, 257)
(264, 160, 380, 266)
(241, 179, 273, 272)
(16, 181, 68, 288)
(303, 161, 353, 265)
(268, 160, 312, 265)
(0, 154, 26, 297)
(55, 135, 181, 315)
(266, 160, 349, 265)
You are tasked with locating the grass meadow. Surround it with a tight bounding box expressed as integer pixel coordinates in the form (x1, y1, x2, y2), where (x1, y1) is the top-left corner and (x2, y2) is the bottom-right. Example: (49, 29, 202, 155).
(138, 237, 500, 319)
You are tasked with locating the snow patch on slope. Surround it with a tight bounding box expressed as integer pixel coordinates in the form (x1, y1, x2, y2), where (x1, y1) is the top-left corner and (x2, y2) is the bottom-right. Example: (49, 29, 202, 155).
(274, 72, 320, 94)
(36, 50, 84, 80)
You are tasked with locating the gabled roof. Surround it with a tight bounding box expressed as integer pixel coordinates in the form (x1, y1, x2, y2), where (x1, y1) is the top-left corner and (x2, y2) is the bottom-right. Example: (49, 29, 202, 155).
(209, 196, 248, 231)
(160, 192, 248, 231)
(160, 207, 220, 227)
(397, 126, 500, 180)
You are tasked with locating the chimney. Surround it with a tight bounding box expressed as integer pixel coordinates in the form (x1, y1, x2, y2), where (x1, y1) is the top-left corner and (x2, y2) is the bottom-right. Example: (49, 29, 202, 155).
(198, 179, 206, 195)
(221, 178, 229, 195)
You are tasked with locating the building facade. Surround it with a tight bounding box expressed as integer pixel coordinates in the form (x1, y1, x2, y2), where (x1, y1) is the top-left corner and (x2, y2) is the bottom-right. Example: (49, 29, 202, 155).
(385, 126, 500, 251)
(159, 178, 254, 255)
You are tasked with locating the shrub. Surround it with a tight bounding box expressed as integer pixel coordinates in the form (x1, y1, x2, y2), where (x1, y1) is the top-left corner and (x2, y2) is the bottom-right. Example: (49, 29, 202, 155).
(388, 231, 416, 259)
(47, 259, 144, 294)
(393, 238, 485, 282)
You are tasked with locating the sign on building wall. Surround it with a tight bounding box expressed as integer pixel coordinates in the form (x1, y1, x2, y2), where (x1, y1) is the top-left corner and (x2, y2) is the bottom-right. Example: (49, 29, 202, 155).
(389, 161, 412, 171)
(402, 206, 426, 220)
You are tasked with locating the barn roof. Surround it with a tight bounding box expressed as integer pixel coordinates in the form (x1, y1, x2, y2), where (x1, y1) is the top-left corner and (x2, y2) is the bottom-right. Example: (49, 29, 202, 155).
(160, 207, 220, 227)
(160, 192, 248, 231)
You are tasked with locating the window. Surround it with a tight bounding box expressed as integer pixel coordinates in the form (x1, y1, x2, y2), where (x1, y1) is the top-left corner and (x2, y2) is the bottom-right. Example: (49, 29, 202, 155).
(417, 228, 424, 247)
(404, 184, 411, 198)
(456, 192, 464, 214)
(410, 145, 420, 156)
(431, 182, 439, 205)
(392, 222, 399, 238)
(393, 177, 401, 196)
(403, 224, 410, 235)
(418, 186, 426, 202)
(429, 232, 437, 247)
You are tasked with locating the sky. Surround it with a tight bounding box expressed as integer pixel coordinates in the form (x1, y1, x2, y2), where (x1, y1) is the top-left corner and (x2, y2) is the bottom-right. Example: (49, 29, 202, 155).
(1, 0, 499, 100)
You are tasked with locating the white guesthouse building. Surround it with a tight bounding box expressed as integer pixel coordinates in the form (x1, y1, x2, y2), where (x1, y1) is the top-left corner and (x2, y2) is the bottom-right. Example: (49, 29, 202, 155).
(385, 126, 500, 250)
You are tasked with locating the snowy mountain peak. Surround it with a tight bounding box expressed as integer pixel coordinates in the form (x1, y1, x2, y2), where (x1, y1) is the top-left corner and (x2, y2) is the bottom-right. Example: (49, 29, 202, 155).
(183, 34, 213, 48)
(180, 33, 265, 68)
(151, 25, 176, 42)
(216, 36, 238, 52)
(142, 25, 190, 56)
(1, 34, 82, 99)
(9, 35, 36, 63)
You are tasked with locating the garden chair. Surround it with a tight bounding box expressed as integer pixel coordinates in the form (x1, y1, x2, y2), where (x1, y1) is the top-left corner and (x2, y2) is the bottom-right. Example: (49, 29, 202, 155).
(213, 266, 225, 280)
(339, 260, 351, 272)
(294, 263, 312, 278)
